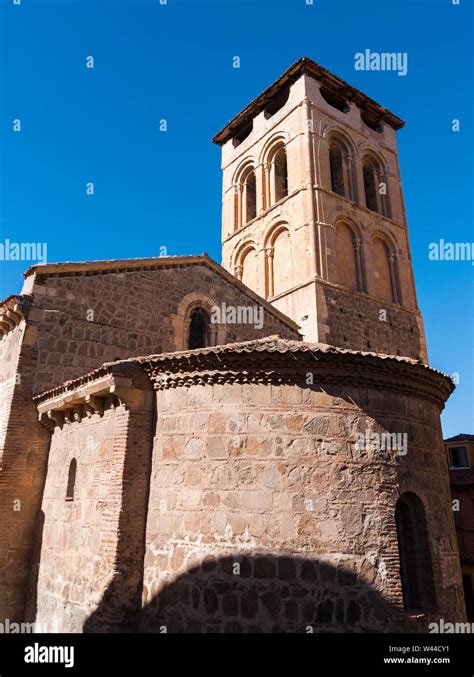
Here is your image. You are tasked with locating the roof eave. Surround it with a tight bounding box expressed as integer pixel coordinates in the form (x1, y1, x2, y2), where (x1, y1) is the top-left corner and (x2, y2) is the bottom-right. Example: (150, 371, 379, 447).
(212, 56, 404, 146)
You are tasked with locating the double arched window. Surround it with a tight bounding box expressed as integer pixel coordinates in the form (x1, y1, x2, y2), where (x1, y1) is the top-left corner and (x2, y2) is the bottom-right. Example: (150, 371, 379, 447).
(326, 133, 391, 217)
(232, 141, 289, 231)
(395, 492, 437, 612)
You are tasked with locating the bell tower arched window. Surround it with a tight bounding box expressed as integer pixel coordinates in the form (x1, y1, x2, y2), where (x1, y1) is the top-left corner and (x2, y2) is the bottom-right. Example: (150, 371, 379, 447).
(327, 134, 356, 201)
(362, 155, 391, 217)
(234, 164, 257, 230)
(264, 142, 288, 208)
(329, 142, 345, 196)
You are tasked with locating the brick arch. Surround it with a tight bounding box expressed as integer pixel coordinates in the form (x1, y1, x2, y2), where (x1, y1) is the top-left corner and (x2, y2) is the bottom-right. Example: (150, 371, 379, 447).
(231, 156, 257, 185)
(171, 291, 225, 351)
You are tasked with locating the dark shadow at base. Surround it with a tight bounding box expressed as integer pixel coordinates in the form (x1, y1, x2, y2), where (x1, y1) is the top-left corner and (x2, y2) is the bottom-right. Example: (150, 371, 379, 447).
(84, 554, 424, 633)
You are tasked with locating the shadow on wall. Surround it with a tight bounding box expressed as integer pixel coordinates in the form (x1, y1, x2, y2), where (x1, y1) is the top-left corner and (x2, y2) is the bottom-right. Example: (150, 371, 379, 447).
(24, 509, 45, 624)
(84, 554, 413, 633)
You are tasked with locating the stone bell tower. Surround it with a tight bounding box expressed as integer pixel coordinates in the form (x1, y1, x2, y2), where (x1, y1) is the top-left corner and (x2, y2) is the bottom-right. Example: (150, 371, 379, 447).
(213, 57, 427, 363)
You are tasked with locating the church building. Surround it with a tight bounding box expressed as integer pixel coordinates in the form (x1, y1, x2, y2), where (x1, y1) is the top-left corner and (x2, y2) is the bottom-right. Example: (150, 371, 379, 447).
(0, 57, 466, 632)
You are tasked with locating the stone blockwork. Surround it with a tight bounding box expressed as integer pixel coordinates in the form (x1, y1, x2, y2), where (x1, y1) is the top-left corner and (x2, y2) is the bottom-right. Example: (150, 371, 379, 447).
(316, 282, 427, 361)
(21, 256, 300, 395)
(30, 338, 464, 633)
(138, 340, 463, 632)
(0, 255, 299, 622)
(215, 57, 426, 360)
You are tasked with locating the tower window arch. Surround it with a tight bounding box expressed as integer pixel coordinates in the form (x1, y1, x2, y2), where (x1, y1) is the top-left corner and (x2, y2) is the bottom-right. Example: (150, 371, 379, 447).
(264, 224, 292, 298)
(66, 458, 77, 502)
(263, 141, 288, 208)
(187, 308, 210, 350)
(395, 492, 437, 612)
(243, 169, 256, 223)
(327, 134, 356, 201)
(371, 235, 401, 304)
(329, 142, 345, 196)
(335, 221, 366, 292)
(234, 163, 257, 231)
(362, 154, 391, 217)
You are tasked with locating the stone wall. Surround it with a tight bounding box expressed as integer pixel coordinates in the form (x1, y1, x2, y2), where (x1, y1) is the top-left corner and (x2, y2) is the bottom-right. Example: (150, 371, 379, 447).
(138, 342, 464, 632)
(0, 257, 299, 622)
(14, 340, 467, 632)
(32, 362, 154, 632)
(23, 259, 299, 395)
(316, 282, 427, 362)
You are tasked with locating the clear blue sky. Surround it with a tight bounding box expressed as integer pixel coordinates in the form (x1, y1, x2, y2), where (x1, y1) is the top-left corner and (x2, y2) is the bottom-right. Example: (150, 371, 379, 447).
(0, 0, 472, 436)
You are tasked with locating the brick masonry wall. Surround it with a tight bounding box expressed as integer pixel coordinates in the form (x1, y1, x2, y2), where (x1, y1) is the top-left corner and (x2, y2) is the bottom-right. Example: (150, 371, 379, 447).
(140, 375, 465, 632)
(32, 363, 154, 632)
(0, 324, 23, 462)
(0, 321, 51, 621)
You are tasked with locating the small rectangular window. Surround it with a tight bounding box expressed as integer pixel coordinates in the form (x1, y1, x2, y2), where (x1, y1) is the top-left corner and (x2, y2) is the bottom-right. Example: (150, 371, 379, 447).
(448, 446, 469, 469)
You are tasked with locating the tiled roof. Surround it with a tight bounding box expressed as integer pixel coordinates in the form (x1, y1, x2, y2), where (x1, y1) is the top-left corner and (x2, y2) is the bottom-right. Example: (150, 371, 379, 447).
(444, 434, 474, 443)
(139, 335, 422, 364)
(35, 336, 454, 404)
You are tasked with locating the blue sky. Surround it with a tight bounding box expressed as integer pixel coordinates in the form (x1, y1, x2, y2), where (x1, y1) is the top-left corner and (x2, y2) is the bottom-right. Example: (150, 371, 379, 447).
(0, 0, 472, 436)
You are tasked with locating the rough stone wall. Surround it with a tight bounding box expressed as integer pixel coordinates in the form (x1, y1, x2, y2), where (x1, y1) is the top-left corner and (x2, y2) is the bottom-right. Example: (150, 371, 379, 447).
(33, 364, 154, 632)
(316, 282, 427, 362)
(140, 375, 464, 632)
(25, 262, 299, 395)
